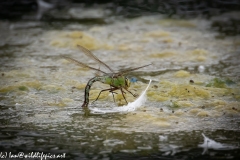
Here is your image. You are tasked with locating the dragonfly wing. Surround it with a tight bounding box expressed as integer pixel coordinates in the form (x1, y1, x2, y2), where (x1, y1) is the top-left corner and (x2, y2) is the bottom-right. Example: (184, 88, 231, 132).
(62, 56, 107, 74)
(118, 64, 151, 75)
(77, 45, 114, 73)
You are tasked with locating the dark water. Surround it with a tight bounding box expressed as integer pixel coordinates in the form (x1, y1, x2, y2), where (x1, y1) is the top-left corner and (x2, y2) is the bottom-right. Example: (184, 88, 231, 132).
(0, 107, 239, 160)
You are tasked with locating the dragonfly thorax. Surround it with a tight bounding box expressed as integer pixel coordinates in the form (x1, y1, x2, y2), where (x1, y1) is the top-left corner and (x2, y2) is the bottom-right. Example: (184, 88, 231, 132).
(102, 75, 131, 89)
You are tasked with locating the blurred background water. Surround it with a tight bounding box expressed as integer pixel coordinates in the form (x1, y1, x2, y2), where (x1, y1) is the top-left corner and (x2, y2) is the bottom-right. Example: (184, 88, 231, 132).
(0, 0, 240, 159)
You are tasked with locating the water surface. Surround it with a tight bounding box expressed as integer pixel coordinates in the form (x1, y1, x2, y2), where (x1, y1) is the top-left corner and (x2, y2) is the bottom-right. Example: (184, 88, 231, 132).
(0, 3, 240, 159)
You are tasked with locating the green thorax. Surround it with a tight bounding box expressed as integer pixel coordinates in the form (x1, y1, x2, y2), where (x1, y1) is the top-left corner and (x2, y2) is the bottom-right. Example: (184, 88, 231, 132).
(101, 75, 130, 89)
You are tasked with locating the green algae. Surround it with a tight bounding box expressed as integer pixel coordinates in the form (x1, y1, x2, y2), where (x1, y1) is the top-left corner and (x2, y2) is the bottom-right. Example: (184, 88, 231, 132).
(18, 86, 29, 91)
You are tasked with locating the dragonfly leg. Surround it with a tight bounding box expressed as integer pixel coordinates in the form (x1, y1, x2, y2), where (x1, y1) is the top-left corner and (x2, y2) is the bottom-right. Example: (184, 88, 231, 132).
(121, 90, 126, 94)
(92, 87, 119, 104)
(109, 87, 122, 102)
(120, 88, 128, 104)
(124, 88, 138, 97)
(109, 86, 116, 102)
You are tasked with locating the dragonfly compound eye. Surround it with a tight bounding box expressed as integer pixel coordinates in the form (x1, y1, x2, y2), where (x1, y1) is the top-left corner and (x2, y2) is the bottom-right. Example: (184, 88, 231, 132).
(125, 78, 131, 88)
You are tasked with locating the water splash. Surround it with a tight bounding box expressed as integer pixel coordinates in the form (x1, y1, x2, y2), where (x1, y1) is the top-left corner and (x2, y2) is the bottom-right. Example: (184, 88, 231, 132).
(90, 80, 152, 113)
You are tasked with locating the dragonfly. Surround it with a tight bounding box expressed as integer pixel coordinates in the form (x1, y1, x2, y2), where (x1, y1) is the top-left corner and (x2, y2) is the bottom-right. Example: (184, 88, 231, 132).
(63, 45, 151, 108)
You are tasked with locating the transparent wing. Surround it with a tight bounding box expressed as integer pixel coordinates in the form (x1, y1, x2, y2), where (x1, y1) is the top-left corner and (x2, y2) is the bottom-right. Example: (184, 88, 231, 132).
(117, 64, 151, 75)
(77, 45, 114, 73)
(62, 56, 107, 74)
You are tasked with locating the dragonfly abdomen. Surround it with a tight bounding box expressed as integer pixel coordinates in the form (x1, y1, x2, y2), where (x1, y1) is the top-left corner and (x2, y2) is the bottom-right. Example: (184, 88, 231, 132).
(81, 76, 106, 107)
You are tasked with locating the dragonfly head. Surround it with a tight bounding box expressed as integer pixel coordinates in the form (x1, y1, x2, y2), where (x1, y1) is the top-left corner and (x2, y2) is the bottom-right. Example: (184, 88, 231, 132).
(125, 77, 131, 89)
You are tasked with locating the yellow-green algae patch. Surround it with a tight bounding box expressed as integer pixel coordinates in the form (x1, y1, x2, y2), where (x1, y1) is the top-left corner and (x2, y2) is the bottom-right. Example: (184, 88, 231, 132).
(145, 30, 170, 37)
(40, 84, 65, 93)
(121, 108, 191, 132)
(18, 86, 29, 91)
(147, 91, 169, 102)
(173, 100, 194, 108)
(116, 43, 144, 52)
(46, 99, 67, 107)
(196, 110, 210, 117)
(150, 78, 211, 100)
(49, 31, 112, 50)
(3, 70, 38, 78)
(186, 49, 209, 62)
(125, 112, 171, 128)
(188, 49, 208, 56)
(150, 50, 177, 58)
(173, 110, 187, 116)
(169, 84, 210, 99)
(174, 70, 191, 78)
(62, 98, 74, 103)
(64, 80, 86, 90)
(0, 80, 42, 93)
(150, 74, 237, 103)
(206, 78, 227, 88)
(161, 38, 174, 43)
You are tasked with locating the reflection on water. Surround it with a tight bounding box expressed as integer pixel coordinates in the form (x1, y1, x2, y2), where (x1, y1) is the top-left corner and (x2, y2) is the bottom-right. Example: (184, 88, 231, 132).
(0, 123, 239, 159)
(199, 133, 238, 155)
(0, 1, 240, 159)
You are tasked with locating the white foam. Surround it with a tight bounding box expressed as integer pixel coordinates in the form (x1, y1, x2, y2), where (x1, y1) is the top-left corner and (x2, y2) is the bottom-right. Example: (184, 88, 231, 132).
(90, 79, 152, 113)
(199, 133, 238, 155)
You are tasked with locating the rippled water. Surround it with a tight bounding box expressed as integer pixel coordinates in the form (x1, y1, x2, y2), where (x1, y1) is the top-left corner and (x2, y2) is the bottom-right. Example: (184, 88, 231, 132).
(0, 2, 240, 160)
